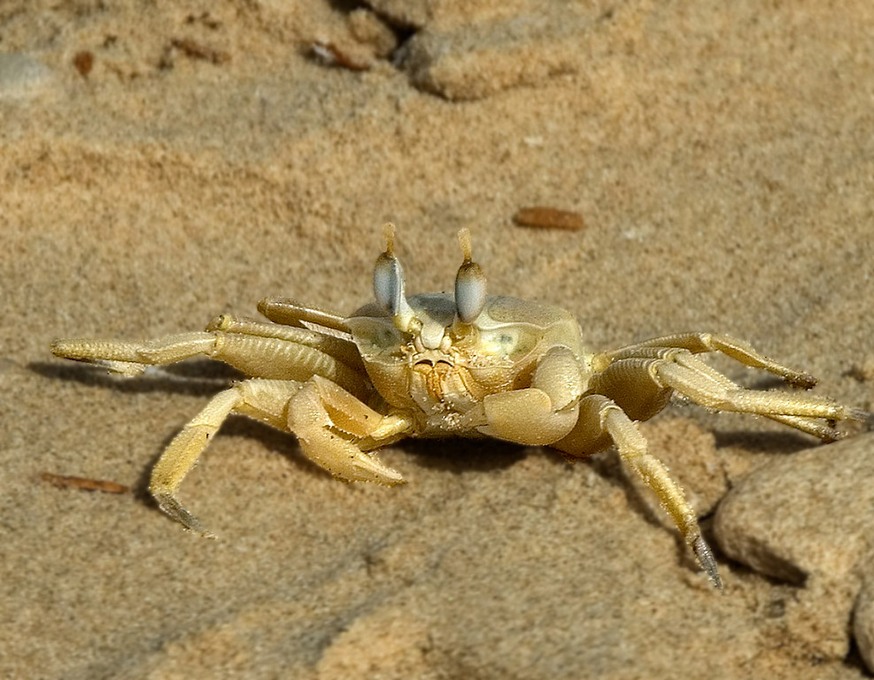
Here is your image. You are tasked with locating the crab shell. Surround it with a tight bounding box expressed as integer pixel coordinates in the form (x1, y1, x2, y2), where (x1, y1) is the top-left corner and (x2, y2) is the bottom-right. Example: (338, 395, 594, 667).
(346, 295, 591, 431)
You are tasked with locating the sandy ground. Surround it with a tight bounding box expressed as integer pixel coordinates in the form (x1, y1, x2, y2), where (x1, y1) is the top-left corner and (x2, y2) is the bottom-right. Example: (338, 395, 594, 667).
(2, 1, 874, 678)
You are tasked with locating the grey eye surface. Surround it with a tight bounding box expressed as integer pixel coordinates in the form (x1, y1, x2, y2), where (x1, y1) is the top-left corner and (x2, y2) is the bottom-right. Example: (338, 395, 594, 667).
(372, 223, 419, 334)
(455, 260, 487, 323)
(373, 252, 404, 315)
(454, 228, 487, 324)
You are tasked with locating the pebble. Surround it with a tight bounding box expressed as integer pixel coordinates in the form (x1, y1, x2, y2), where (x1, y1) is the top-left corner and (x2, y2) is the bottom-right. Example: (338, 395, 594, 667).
(0, 53, 54, 99)
(394, 7, 595, 100)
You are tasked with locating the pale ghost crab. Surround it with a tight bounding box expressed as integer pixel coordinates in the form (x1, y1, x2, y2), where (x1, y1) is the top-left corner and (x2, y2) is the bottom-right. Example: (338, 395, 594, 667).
(52, 225, 867, 589)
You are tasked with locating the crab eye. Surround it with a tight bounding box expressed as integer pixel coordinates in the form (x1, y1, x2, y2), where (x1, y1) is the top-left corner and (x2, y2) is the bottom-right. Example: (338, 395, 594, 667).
(454, 229, 487, 324)
(455, 261, 486, 323)
(373, 223, 419, 334)
(373, 252, 404, 314)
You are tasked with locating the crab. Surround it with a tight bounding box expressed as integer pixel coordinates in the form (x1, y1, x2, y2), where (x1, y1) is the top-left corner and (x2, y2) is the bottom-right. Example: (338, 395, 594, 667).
(52, 225, 867, 589)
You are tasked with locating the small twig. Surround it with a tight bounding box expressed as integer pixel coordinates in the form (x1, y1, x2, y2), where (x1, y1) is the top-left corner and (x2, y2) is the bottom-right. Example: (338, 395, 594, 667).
(41, 472, 131, 495)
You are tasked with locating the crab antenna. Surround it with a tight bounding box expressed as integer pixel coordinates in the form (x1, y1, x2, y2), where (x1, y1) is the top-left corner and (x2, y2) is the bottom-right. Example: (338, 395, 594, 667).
(454, 228, 487, 324)
(373, 224, 419, 334)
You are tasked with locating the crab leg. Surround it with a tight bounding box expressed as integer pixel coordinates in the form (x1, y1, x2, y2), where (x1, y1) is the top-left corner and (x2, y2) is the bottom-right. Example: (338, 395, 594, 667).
(592, 353, 851, 440)
(600, 332, 817, 387)
(50, 332, 216, 377)
(653, 353, 865, 423)
(257, 297, 352, 335)
(150, 378, 305, 534)
(51, 315, 369, 397)
(555, 394, 722, 589)
(151, 374, 413, 533)
(655, 352, 848, 440)
(605, 333, 816, 389)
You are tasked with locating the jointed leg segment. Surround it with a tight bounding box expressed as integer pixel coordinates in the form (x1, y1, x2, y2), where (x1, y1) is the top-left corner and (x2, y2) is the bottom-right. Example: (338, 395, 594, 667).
(149, 378, 311, 533)
(556, 395, 722, 589)
(150, 383, 255, 535)
(594, 336, 865, 440)
(602, 332, 817, 387)
(52, 317, 415, 534)
(653, 352, 863, 427)
(51, 332, 217, 377)
(52, 314, 369, 395)
(149, 375, 413, 534)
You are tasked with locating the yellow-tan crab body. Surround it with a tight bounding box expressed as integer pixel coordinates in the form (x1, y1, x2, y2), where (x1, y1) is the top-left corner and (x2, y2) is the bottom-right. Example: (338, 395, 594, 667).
(348, 294, 591, 437)
(51, 224, 868, 590)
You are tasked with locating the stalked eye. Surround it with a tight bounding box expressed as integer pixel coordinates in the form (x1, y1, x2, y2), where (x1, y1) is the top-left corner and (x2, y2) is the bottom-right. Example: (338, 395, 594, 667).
(373, 253, 403, 314)
(454, 228, 487, 324)
(373, 223, 403, 313)
(372, 223, 419, 334)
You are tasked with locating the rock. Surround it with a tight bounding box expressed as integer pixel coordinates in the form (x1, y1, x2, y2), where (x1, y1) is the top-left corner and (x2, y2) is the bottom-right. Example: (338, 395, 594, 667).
(396, 5, 604, 101)
(0, 53, 53, 100)
(348, 9, 398, 59)
(364, 0, 432, 30)
(714, 433, 874, 662)
(854, 578, 874, 673)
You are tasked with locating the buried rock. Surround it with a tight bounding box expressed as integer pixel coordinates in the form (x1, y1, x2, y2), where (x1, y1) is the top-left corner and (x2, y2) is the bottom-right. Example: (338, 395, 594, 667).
(714, 433, 874, 663)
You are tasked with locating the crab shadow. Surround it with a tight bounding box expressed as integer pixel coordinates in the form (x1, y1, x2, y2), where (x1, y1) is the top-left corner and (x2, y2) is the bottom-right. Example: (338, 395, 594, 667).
(392, 437, 529, 475)
(30, 358, 242, 398)
(711, 428, 830, 455)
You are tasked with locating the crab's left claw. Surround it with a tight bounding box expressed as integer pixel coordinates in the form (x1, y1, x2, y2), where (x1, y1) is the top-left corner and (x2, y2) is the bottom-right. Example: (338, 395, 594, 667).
(477, 346, 585, 445)
(288, 376, 414, 485)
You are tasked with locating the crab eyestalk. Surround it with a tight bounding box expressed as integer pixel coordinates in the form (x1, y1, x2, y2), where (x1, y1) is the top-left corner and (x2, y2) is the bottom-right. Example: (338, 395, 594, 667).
(373, 223, 421, 335)
(453, 228, 487, 331)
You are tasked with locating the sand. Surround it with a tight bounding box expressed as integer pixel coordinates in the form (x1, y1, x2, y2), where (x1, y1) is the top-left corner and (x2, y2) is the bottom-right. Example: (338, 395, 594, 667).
(2, 1, 873, 678)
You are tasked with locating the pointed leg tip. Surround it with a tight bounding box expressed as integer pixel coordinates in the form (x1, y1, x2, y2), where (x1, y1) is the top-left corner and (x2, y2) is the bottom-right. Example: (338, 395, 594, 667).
(155, 493, 211, 536)
(788, 372, 818, 389)
(386, 472, 407, 486)
(692, 535, 723, 591)
(709, 571, 724, 591)
(849, 407, 874, 427)
(358, 466, 407, 486)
